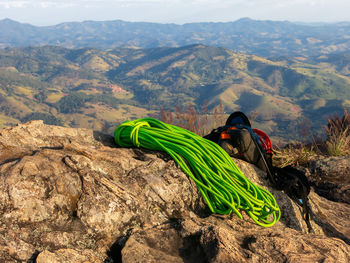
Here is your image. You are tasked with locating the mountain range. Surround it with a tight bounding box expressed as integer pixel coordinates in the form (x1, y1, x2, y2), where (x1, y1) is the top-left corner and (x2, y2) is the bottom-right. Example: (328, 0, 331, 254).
(1, 18, 350, 57)
(0, 44, 349, 140)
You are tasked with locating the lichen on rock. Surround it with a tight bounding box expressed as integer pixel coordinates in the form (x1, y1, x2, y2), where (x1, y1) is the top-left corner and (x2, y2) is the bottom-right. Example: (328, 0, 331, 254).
(0, 121, 349, 262)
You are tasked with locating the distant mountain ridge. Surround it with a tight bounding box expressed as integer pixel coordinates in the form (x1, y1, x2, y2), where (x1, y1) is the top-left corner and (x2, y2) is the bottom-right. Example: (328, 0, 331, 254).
(1, 18, 350, 57)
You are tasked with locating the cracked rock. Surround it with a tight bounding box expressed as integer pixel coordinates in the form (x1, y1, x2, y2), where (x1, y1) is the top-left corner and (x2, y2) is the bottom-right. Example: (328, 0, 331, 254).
(0, 121, 349, 262)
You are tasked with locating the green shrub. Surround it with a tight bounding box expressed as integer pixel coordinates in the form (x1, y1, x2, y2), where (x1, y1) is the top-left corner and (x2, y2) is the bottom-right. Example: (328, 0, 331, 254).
(21, 112, 63, 126)
(56, 92, 90, 113)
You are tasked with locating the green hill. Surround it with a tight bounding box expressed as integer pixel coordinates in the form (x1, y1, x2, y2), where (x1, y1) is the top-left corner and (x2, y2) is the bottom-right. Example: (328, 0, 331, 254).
(0, 45, 349, 140)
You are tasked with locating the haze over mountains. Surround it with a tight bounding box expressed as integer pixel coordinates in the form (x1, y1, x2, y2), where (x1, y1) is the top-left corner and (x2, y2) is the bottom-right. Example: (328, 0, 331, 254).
(1, 18, 350, 57)
(0, 18, 350, 140)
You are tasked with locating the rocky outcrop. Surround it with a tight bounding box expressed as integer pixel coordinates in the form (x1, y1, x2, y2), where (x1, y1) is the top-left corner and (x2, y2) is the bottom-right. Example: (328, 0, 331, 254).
(0, 121, 349, 262)
(308, 156, 350, 204)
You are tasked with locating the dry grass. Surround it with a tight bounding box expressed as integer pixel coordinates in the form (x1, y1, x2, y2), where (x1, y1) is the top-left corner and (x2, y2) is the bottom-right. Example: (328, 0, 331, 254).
(158, 100, 225, 136)
(324, 109, 350, 156)
(326, 127, 350, 156)
(159, 105, 209, 136)
(273, 145, 318, 168)
(275, 108, 350, 167)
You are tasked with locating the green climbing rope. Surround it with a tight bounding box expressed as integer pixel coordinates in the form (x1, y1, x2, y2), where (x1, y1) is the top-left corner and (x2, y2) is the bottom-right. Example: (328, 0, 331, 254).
(114, 118, 281, 227)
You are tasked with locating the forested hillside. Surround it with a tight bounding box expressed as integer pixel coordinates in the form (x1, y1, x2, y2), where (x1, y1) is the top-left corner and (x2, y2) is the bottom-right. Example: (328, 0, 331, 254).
(0, 45, 349, 140)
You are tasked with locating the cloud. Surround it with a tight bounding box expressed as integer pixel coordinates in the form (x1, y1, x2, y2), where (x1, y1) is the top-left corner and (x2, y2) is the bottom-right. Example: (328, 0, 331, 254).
(0, 1, 28, 8)
(0, 0, 78, 9)
(38, 1, 74, 8)
(0, 0, 336, 10)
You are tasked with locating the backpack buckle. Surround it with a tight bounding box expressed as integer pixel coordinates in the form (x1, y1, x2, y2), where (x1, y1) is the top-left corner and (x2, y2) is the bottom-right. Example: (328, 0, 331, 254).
(220, 131, 231, 140)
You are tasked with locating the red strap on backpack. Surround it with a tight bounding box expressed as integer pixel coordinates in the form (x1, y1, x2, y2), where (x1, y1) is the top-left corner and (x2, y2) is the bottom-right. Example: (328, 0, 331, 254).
(253, 129, 273, 155)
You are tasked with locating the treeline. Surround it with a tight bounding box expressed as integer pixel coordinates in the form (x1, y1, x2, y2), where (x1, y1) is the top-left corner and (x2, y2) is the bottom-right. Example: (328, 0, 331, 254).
(21, 112, 62, 126)
(55, 92, 135, 114)
(0, 70, 45, 92)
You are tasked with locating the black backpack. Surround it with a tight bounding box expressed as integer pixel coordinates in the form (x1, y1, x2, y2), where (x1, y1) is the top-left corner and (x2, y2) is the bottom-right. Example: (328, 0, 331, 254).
(204, 111, 275, 182)
(204, 111, 313, 232)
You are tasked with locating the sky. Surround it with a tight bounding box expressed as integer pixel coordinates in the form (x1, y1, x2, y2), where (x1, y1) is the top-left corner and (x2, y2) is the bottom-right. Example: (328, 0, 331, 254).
(0, 0, 350, 26)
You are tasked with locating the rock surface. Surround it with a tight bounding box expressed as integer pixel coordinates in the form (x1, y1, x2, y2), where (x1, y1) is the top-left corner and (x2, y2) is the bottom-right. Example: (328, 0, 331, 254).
(0, 120, 349, 262)
(308, 156, 350, 204)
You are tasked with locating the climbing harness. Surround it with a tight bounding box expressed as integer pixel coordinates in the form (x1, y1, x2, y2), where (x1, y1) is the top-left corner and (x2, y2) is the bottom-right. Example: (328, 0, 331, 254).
(114, 118, 280, 227)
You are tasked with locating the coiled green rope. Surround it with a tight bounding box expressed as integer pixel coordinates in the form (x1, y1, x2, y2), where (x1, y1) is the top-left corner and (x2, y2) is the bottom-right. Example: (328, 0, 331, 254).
(114, 118, 280, 227)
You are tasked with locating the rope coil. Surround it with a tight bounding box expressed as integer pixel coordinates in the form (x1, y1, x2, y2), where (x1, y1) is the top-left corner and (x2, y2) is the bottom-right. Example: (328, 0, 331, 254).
(114, 118, 280, 227)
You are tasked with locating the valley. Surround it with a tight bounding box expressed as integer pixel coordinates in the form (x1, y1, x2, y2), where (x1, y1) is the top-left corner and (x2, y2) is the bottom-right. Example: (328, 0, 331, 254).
(0, 44, 349, 141)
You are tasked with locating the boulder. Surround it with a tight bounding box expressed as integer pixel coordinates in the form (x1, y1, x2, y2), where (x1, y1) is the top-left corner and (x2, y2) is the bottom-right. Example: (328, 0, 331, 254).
(0, 121, 349, 262)
(308, 156, 350, 204)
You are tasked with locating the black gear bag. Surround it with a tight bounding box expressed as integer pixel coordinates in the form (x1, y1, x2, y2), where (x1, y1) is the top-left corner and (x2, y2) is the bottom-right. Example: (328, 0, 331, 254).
(204, 111, 313, 232)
